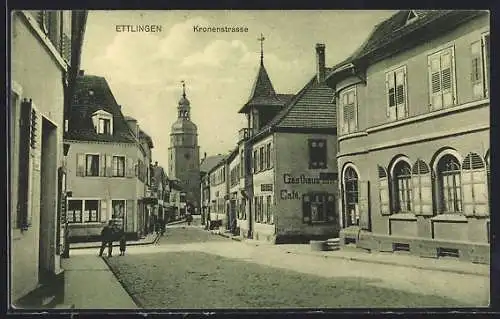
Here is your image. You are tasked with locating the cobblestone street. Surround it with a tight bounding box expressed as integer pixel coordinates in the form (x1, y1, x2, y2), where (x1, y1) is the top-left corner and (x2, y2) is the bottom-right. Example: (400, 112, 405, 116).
(101, 223, 489, 309)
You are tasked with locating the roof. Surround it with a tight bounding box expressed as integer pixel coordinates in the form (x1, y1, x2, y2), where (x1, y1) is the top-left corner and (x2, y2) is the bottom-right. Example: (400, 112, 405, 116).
(326, 10, 487, 81)
(65, 75, 136, 143)
(200, 154, 226, 173)
(238, 62, 292, 113)
(248, 69, 335, 143)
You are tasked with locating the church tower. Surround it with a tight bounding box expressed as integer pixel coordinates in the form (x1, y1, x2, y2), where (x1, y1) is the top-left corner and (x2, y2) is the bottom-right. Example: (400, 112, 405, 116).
(168, 81, 201, 209)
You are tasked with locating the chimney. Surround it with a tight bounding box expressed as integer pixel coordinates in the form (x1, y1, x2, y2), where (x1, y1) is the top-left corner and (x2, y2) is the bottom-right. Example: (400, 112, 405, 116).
(78, 70, 85, 76)
(315, 43, 326, 83)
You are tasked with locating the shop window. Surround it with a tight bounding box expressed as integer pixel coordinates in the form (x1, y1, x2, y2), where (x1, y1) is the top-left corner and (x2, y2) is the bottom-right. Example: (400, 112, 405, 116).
(436, 154, 462, 214)
(302, 193, 335, 224)
(67, 200, 83, 223)
(462, 152, 488, 217)
(309, 139, 327, 169)
(392, 160, 413, 213)
(84, 200, 99, 223)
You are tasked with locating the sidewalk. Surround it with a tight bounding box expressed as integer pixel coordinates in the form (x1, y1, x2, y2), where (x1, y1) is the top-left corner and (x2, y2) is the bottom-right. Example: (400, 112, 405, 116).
(60, 254, 138, 309)
(70, 233, 159, 250)
(211, 230, 489, 277)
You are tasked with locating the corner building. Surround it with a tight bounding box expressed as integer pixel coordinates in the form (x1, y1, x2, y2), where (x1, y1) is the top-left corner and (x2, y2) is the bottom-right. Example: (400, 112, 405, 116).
(325, 10, 490, 263)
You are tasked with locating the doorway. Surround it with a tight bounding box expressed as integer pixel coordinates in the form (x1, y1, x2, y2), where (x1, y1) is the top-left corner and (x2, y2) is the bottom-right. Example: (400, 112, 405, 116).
(38, 117, 57, 283)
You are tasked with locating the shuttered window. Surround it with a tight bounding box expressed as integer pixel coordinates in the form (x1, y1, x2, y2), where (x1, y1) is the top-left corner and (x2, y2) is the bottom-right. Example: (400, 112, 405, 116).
(85, 154, 99, 176)
(412, 159, 433, 216)
(462, 153, 488, 217)
(358, 181, 370, 231)
(386, 66, 408, 121)
(259, 147, 264, 171)
(309, 139, 327, 169)
(482, 33, 490, 96)
(340, 87, 357, 134)
(378, 166, 391, 215)
(112, 156, 125, 177)
(393, 161, 413, 213)
(437, 154, 462, 214)
(253, 150, 257, 173)
(428, 47, 456, 110)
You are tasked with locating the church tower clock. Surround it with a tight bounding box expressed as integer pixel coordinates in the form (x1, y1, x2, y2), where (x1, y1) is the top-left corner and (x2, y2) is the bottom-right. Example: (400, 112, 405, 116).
(168, 81, 201, 210)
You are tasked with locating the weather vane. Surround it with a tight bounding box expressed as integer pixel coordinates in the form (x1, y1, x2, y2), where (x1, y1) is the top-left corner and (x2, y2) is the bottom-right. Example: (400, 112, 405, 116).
(181, 80, 186, 97)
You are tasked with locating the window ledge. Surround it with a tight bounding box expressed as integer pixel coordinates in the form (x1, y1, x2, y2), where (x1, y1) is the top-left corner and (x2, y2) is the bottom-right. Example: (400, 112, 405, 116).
(389, 213, 417, 221)
(431, 214, 467, 223)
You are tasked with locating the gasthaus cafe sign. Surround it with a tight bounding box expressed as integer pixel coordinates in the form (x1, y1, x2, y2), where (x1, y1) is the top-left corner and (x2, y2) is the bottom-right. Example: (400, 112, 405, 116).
(280, 173, 337, 200)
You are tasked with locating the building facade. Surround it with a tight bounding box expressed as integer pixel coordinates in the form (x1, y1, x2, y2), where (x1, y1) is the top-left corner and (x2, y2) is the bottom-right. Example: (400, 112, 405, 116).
(325, 10, 490, 263)
(200, 153, 226, 225)
(208, 157, 229, 228)
(65, 73, 152, 242)
(10, 10, 87, 307)
(238, 44, 338, 243)
(168, 83, 201, 211)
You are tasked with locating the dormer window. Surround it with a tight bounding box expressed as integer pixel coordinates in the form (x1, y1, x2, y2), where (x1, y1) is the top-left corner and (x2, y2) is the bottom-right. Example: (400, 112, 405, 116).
(91, 109, 113, 135)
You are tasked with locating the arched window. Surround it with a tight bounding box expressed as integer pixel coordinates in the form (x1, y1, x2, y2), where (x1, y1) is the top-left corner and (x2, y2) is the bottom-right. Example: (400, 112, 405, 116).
(343, 166, 359, 226)
(378, 165, 390, 215)
(412, 159, 433, 216)
(462, 152, 488, 217)
(392, 160, 413, 213)
(437, 154, 462, 214)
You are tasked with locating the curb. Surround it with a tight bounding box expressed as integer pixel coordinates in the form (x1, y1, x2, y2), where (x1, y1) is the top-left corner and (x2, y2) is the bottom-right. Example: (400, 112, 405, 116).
(212, 232, 488, 277)
(70, 233, 160, 250)
(101, 256, 143, 309)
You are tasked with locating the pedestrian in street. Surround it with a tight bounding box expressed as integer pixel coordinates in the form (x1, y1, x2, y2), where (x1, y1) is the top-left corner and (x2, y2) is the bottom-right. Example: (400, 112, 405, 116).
(119, 231, 127, 256)
(98, 220, 114, 257)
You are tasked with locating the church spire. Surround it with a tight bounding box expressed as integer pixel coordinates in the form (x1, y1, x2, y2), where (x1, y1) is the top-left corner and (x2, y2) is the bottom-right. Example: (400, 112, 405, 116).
(258, 33, 265, 65)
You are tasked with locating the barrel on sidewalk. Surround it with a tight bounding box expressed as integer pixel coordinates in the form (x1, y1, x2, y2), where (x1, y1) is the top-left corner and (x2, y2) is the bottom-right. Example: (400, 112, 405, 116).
(310, 238, 340, 251)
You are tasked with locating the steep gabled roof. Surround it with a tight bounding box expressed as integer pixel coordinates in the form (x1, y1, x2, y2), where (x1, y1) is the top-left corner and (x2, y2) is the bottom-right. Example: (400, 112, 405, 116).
(200, 154, 226, 173)
(238, 62, 292, 113)
(249, 69, 335, 143)
(65, 75, 136, 143)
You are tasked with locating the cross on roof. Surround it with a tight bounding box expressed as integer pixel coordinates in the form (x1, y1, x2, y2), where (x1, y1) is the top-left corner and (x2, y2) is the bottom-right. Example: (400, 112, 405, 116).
(258, 33, 265, 64)
(181, 80, 186, 97)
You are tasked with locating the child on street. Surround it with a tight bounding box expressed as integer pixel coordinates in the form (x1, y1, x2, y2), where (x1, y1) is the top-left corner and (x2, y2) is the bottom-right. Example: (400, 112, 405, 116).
(119, 232, 127, 256)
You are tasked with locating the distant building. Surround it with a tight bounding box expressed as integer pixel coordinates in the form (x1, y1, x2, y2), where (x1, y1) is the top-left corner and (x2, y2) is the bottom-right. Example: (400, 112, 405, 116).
(200, 153, 226, 225)
(168, 82, 201, 212)
(65, 73, 153, 242)
(325, 10, 490, 263)
(10, 10, 87, 307)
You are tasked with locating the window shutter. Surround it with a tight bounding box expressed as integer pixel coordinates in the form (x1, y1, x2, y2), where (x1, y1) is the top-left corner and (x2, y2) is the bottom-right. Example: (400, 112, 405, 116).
(338, 95, 345, 134)
(99, 154, 106, 177)
(126, 157, 134, 178)
(126, 199, 134, 232)
(326, 194, 336, 222)
(411, 160, 433, 216)
(100, 200, 108, 222)
(302, 194, 311, 224)
(76, 153, 85, 177)
(462, 153, 488, 217)
(353, 89, 358, 130)
(358, 181, 370, 230)
(386, 72, 395, 119)
(105, 154, 113, 176)
(482, 34, 490, 97)
(471, 41, 484, 99)
(396, 68, 406, 119)
(18, 99, 33, 229)
(378, 167, 391, 216)
(441, 50, 454, 107)
(429, 54, 442, 110)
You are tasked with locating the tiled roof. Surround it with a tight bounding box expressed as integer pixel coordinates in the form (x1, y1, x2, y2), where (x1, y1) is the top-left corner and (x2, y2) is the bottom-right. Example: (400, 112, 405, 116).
(238, 62, 292, 113)
(327, 10, 486, 77)
(248, 69, 335, 143)
(200, 154, 226, 173)
(65, 75, 136, 143)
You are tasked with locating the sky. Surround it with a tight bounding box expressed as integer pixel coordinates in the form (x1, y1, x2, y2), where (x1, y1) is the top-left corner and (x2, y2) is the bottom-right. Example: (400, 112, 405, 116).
(80, 10, 396, 170)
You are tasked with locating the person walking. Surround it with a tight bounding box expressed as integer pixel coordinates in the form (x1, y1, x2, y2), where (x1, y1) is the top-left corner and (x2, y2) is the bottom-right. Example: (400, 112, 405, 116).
(119, 231, 127, 256)
(98, 221, 114, 257)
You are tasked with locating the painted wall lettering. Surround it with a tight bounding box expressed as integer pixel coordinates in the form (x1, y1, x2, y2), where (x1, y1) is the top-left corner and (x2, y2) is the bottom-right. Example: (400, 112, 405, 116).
(283, 173, 337, 185)
(280, 189, 300, 200)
